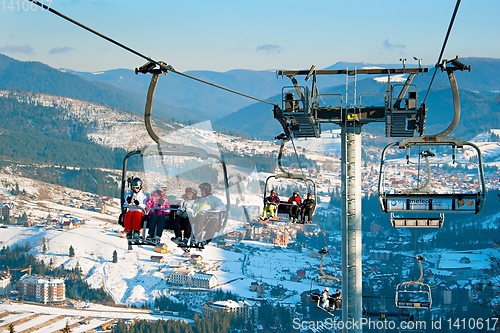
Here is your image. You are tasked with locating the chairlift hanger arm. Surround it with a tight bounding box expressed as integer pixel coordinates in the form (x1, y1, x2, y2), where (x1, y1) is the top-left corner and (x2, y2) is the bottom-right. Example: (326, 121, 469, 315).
(309, 251, 340, 291)
(421, 57, 470, 138)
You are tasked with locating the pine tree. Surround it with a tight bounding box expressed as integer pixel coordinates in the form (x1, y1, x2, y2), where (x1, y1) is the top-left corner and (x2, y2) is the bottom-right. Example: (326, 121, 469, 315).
(75, 262, 81, 277)
(112, 250, 118, 263)
(8, 323, 15, 333)
(42, 243, 47, 254)
(69, 246, 75, 257)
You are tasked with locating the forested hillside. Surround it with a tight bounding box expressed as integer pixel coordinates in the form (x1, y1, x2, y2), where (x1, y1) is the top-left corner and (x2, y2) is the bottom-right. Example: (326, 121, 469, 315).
(0, 53, 209, 122)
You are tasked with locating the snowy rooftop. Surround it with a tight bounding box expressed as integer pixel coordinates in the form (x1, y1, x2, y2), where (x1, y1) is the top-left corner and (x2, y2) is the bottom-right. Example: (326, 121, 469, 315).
(438, 250, 493, 270)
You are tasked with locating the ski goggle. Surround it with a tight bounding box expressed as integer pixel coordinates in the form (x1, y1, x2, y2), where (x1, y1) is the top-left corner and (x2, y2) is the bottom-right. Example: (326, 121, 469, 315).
(185, 187, 197, 194)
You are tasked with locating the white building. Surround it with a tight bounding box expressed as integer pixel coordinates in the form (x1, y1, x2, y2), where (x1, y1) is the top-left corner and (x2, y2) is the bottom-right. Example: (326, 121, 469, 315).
(192, 272, 218, 289)
(169, 268, 218, 289)
(202, 300, 258, 323)
(169, 267, 195, 286)
(0, 271, 11, 296)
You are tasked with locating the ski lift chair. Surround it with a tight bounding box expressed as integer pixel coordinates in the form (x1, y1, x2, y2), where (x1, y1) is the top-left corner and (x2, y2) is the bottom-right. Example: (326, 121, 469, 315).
(395, 255, 432, 309)
(309, 249, 342, 312)
(378, 137, 485, 228)
(119, 145, 230, 251)
(379, 57, 485, 228)
(263, 173, 317, 220)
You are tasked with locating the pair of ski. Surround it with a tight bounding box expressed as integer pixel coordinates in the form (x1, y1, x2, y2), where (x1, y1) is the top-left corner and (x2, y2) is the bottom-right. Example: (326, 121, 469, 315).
(127, 235, 161, 250)
(171, 238, 206, 252)
(259, 216, 279, 223)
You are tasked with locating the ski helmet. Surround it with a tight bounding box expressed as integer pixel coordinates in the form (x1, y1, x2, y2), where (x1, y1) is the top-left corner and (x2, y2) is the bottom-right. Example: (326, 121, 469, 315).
(131, 177, 143, 191)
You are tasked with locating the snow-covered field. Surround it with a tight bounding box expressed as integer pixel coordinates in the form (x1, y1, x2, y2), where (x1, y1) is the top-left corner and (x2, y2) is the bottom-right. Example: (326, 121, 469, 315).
(0, 301, 159, 333)
(0, 181, 332, 330)
(1, 222, 328, 304)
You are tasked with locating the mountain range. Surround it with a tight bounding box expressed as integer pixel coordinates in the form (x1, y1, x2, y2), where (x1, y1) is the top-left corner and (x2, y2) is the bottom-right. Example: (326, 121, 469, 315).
(1, 53, 499, 141)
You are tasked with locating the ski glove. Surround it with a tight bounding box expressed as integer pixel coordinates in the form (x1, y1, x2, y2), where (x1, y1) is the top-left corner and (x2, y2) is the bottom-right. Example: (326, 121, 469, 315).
(126, 196, 132, 204)
(134, 199, 140, 206)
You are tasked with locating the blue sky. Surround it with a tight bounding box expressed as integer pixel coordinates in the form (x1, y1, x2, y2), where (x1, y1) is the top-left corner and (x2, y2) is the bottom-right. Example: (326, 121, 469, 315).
(1, 0, 498, 73)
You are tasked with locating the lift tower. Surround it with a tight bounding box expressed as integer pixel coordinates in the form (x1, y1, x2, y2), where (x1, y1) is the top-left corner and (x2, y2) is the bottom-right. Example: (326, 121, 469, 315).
(274, 66, 428, 332)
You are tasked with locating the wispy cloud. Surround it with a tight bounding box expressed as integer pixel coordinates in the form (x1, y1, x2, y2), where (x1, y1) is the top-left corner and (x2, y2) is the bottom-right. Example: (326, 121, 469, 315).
(383, 39, 405, 50)
(48, 46, 75, 54)
(256, 44, 285, 54)
(0, 44, 34, 55)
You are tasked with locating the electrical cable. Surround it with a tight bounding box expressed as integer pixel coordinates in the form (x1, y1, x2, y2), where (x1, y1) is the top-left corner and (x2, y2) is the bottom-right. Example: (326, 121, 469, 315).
(27, 0, 277, 107)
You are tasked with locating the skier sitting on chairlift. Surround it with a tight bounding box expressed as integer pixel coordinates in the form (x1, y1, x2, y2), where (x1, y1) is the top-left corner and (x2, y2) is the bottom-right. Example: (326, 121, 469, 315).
(287, 191, 302, 223)
(320, 287, 329, 309)
(192, 182, 225, 247)
(300, 192, 315, 224)
(261, 189, 280, 221)
(145, 183, 170, 244)
(171, 187, 198, 244)
(329, 289, 342, 310)
(123, 177, 148, 238)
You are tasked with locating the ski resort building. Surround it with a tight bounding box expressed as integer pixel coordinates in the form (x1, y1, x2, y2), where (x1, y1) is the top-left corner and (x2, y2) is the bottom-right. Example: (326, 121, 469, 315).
(202, 300, 258, 323)
(18, 275, 65, 304)
(169, 267, 195, 286)
(169, 268, 218, 289)
(0, 271, 11, 296)
(191, 272, 218, 289)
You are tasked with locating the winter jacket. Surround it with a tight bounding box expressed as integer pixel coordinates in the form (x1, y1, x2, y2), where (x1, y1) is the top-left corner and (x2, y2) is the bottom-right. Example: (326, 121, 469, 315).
(198, 194, 225, 211)
(265, 194, 280, 206)
(288, 195, 302, 206)
(302, 198, 316, 210)
(125, 191, 148, 214)
(178, 194, 199, 218)
(145, 190, 170, 215)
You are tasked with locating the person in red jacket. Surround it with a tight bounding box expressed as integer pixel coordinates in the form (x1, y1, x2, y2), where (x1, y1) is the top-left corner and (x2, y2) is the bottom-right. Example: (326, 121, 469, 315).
(287, 191, 302, 223)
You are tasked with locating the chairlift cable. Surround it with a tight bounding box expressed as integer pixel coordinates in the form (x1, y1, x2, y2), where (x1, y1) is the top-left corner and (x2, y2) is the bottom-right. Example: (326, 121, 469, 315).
(315, 213, 337, 272)
(288, 135, 337, 271)
(27, 0, 277, 107)
(278, 133, 336, 271)
(170, 70, 277, 106)
(422, 0, 461, 105)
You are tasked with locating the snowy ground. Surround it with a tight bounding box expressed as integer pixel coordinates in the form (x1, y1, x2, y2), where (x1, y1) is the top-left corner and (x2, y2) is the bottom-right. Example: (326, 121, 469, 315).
(0, 222, 329, 305)
(0, 300, 168, 333)
(0, 208, 333, 331)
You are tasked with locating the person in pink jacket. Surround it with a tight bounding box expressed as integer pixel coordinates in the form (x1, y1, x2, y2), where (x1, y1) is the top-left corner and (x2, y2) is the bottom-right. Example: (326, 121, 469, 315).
(145, 183, 170, 243)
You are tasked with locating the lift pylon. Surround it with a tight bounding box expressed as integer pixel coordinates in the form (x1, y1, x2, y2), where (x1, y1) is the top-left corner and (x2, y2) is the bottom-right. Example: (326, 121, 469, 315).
(274, 65, 427, 333)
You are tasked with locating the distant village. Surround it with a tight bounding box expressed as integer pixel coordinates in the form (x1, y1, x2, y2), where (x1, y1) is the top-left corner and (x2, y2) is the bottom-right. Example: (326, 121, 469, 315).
(1, 182, 498, 329)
